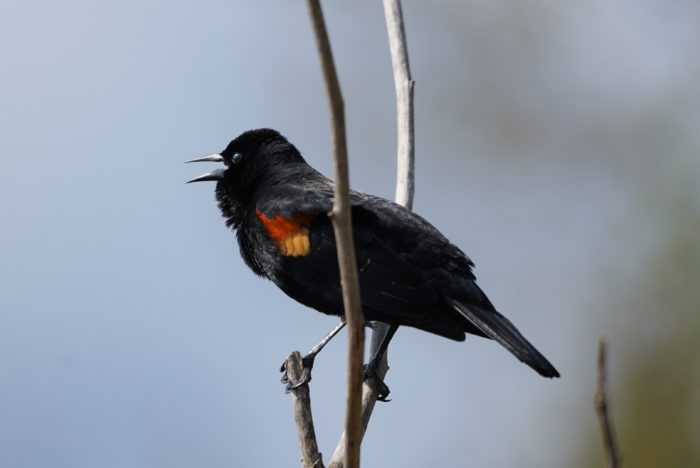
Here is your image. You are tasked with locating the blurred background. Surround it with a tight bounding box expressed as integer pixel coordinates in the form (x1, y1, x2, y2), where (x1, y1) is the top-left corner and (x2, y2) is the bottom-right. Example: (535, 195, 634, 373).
(1, 1, 698, 466)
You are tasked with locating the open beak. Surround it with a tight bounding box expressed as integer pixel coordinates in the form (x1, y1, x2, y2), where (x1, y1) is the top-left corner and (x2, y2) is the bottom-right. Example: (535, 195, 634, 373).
(186, 153, 225, 183)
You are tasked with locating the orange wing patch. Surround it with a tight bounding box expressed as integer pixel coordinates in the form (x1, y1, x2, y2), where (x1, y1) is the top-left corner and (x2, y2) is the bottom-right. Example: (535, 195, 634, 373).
(256, 210, 313, 257)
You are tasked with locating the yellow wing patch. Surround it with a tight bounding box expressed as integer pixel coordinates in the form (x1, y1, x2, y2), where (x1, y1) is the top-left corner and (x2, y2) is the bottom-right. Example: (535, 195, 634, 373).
(256, 210, 313, 257)
(279, 231, 311, 256)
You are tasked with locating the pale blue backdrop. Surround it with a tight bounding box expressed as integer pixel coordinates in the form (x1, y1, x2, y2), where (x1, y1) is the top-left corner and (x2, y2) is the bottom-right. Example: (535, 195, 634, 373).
(1, 1, 698, 467)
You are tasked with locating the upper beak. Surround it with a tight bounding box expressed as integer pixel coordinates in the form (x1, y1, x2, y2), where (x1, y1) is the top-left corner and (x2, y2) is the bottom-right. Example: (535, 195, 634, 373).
(185, 153, 224, 164)
(186, 153, 225, 183)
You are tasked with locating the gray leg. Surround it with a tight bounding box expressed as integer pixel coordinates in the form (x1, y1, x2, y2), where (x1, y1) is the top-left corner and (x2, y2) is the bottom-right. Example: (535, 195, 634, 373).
(306, 319, 347, 358)
(281, 319, 346, 391)
(363, 323, 399, 401)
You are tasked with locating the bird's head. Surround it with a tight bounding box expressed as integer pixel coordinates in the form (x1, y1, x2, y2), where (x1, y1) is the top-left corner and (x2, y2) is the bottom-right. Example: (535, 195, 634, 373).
(187, 128, 307, 227)
(187, 128, 304, 187)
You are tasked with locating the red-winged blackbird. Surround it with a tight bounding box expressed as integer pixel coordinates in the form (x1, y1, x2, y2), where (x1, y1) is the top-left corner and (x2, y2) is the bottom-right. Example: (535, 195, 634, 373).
(188, 128, 559, 397)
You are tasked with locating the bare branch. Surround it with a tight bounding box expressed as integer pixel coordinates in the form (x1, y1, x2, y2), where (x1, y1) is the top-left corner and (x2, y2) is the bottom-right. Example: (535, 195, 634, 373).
(329, 2, 415, 466)
(384, 0, 415, 210)
(286, 352, 325, 468)
(305, 1, 365, 467)
(595, 339, 622, 468)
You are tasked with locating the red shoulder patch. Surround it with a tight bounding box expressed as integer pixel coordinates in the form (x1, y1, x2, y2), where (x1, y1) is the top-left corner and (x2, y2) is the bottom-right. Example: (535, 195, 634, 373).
(256, 210, 314, 256)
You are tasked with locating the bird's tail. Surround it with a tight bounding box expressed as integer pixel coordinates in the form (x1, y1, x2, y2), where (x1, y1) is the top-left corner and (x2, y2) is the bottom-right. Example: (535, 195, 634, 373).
(448, 299, 560, 378)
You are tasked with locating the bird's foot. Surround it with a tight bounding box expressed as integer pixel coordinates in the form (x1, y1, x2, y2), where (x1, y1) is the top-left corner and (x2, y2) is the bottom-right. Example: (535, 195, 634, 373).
(280, 354, 316, 393)
(363, 362, 391, 402)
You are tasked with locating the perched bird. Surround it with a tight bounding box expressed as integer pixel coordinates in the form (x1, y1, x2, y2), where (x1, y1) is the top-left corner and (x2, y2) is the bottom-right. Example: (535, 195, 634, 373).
(187, 128, 559, 398)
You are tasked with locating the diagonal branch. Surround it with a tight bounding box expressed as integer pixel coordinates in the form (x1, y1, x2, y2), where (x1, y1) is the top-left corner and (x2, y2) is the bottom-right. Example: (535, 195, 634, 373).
(305, 1, 365, 467)
(595, 339, 622, 468)
(290, 2, 416, 466)
(329, 1, 415, 466)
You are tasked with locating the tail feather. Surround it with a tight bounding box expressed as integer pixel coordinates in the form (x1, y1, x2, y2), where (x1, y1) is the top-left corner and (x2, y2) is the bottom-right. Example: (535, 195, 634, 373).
(448, 299, 560, 378)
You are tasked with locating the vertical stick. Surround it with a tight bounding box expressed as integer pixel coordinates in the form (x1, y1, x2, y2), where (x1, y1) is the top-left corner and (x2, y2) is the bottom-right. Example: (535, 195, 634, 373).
(329, 2, 415, 466)
(384, 0, 415, 210)
(305, 1, 364, 467)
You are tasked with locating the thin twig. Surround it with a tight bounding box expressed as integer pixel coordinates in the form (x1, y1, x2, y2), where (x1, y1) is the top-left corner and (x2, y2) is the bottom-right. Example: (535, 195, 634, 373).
(286, 352, 325, 468)
(329, 2, 415, 465)
(305, 1, 365, 467)
(595, 339, 622, 468)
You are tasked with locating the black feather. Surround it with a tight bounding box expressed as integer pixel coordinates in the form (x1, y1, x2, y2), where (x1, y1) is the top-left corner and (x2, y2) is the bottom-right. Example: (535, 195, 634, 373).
(448, 299, 560, 378)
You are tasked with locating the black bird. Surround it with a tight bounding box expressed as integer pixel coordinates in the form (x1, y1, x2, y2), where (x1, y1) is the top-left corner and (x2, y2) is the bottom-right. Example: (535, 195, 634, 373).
(187, 128, 559, 398)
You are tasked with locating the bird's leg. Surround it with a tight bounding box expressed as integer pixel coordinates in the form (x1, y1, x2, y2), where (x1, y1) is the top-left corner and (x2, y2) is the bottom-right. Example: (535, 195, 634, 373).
(363, 323, 399, 401)
(280, 319, 346, 392)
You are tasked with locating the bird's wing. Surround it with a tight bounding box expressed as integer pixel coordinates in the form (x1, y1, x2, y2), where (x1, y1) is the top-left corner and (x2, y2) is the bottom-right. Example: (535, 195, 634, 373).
(351, 193, 476, 279)
(256, 184, 334, 218)
(255, 187, 464, 338)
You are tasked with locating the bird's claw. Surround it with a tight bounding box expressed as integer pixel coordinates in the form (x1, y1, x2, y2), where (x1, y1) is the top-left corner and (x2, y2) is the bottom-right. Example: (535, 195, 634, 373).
(279, 354, 391, 400)
(280, 354, 316, 393)
(363, 363, 391, 402)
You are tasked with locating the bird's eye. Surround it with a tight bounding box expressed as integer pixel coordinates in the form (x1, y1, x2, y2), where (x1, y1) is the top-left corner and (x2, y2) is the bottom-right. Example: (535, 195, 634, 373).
(231, 153, 243, 164)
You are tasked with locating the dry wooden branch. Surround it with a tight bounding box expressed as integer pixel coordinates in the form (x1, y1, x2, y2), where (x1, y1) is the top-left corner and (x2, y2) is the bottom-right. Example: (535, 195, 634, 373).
(286, 352, 325, 468)
(305, 1, 365, 467)
(328, 2, 415, 466)
(383, 0, 415, 210)
(595, 339, 622, 468)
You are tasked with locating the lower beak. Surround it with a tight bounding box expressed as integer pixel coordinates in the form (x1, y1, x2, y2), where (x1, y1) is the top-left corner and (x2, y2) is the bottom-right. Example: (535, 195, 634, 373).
(186, 168, 225, 183)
